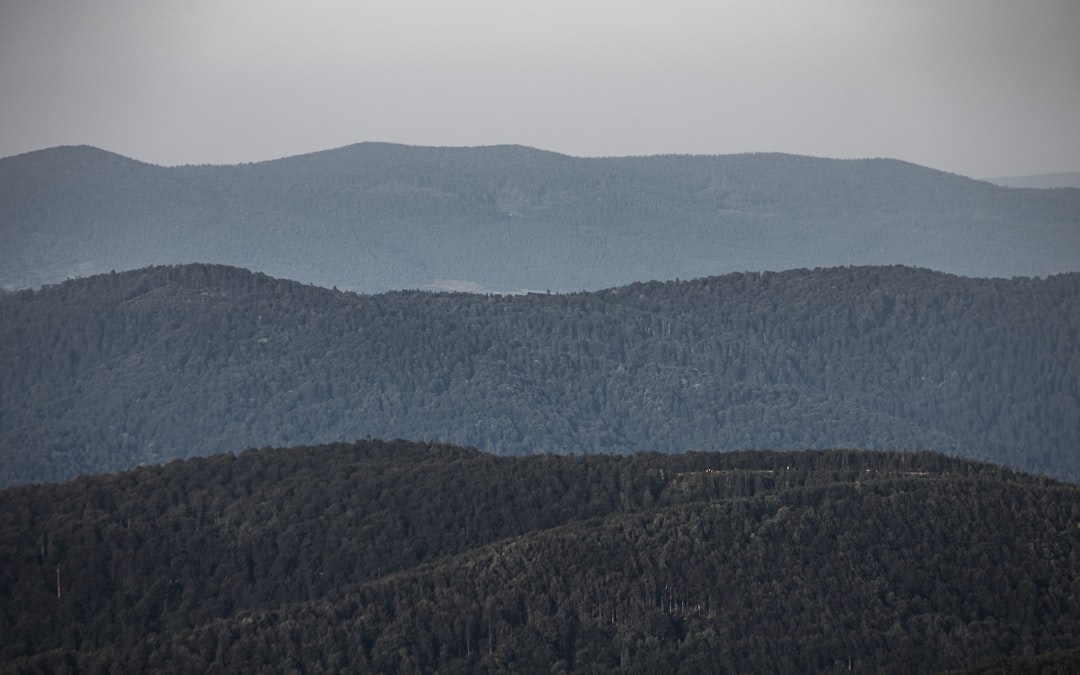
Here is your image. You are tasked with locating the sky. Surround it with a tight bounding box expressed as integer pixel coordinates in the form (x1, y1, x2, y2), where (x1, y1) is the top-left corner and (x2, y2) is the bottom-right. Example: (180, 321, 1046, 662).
(1, 0, 1078, 178)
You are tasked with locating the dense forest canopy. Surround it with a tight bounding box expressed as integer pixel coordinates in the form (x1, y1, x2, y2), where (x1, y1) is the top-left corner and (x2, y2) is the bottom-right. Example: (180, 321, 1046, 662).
(2, 441, 1079, 673)
(2, 143, 1078, 292)
(1, 264, 1077, 487)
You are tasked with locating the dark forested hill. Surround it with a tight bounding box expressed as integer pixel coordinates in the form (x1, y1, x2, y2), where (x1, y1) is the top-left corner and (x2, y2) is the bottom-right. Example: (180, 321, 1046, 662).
(1, 264, 1077, 487)
(2, 143, 1079, 292)
(2, 441, 1079, 673)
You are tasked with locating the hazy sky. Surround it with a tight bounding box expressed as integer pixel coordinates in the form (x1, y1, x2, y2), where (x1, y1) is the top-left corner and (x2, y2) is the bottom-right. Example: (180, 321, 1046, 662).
(1, 0, 1078, 177)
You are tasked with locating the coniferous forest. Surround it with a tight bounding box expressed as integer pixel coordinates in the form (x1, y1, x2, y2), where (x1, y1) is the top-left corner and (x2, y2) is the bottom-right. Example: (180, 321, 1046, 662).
(2, 263, 1079, 672)
(2, 440, 1080, 673)
(1, 264, 1078, 487)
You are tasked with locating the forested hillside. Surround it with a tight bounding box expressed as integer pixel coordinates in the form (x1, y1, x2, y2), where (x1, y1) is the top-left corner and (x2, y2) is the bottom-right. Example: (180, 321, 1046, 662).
(2, 143, 1078, 292)
(2, 264, 1077, 486)
(2, 441, 1079, 673)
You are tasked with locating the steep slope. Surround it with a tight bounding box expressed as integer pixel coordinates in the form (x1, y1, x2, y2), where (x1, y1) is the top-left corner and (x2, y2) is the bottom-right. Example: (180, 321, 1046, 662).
(3, 143, 1078, 292)
(1, 441, 1078, 673)
(1, 264, 1077, 486)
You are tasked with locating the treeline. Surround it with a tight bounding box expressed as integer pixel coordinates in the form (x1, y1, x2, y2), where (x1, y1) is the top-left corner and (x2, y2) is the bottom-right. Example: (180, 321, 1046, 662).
(1, 264, 1078, 486)
(1, 440, 1079, 672)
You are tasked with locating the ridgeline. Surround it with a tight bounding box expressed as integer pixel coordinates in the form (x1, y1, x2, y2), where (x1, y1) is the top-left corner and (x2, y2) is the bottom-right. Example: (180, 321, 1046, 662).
(3, 143, 1078, 292)
(2, 264, 1078, 487)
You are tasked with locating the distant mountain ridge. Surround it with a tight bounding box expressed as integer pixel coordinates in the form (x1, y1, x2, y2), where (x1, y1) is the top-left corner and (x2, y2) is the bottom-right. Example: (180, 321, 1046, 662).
(2, 143, 1078, 292)
(2, 263, 1077, 487)
(986, 171, 1080, 189)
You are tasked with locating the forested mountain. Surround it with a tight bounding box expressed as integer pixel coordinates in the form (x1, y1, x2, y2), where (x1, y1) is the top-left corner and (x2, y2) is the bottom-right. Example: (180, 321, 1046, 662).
(2, 440, 1079, 673)
(2, 143, 1079, 292)
(2, 264, 1077, 487)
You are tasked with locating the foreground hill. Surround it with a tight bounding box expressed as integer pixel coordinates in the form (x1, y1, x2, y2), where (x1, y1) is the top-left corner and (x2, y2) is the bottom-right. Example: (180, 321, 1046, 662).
(2, 143, 1079, 292)
(1, 441, 1078, 673)
(2, 264, 1078, 487)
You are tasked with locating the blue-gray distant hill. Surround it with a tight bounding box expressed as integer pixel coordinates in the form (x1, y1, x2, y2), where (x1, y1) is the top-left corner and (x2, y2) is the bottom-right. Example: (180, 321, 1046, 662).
(2, 264, 1077, 487)
(2, 143, 1078, 292)
(987, 171, 1080, 189)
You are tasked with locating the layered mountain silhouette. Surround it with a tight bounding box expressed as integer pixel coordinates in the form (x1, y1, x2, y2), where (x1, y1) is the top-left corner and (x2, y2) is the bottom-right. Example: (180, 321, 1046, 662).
(2, 143, 1078, 292)
(5, 142, 1079, 673)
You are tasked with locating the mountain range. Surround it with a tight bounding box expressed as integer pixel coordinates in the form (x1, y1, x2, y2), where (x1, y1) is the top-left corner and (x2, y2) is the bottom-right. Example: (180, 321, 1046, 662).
(2, 143, 1079, 293)
(3, 138, 1079, 673)
(2, 263, 1077, 487)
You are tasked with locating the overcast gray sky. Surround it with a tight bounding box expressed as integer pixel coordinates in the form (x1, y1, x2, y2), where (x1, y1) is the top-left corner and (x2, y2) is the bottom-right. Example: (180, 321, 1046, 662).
(1, 0, 1077, 177)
